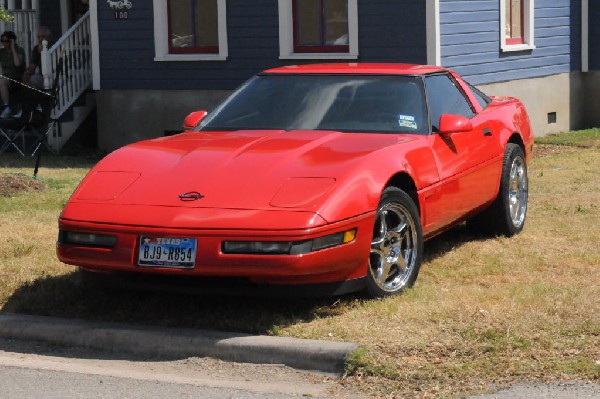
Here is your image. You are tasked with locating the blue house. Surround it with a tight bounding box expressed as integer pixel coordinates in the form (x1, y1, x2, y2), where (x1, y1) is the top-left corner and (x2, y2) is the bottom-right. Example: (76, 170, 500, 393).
(7, 0, 597, 151)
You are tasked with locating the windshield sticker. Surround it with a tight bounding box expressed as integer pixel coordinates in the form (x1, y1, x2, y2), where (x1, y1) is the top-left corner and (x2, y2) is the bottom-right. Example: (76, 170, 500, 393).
(398, 114, 417, 130)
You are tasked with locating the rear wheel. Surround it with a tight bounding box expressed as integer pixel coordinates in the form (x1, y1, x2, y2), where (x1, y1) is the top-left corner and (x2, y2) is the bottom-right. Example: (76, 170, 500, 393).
(365, 187, 423, 298)
(467, 143, 528, 236)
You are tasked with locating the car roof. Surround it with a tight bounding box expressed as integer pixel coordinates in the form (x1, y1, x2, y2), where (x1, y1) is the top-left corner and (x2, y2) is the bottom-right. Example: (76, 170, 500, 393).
(262, 63, 448, 76)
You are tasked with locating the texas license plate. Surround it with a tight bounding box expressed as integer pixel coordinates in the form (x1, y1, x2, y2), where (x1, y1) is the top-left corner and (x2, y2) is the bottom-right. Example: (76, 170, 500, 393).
(138, 237, 197, 268)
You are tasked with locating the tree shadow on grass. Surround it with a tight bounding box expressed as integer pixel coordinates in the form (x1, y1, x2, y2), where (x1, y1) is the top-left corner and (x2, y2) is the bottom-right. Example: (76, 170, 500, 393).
(2, 224, 490, 335)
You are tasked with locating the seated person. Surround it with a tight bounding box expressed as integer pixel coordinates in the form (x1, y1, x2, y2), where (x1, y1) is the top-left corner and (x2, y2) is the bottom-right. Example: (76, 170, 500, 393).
(23, 26, 52, 90)
(0, 31, 25, 118)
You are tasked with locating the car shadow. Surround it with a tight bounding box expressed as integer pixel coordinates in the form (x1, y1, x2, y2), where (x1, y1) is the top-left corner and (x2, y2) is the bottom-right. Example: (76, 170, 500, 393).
(1, 270, 360, 336)
(1, 224, 485, 337)
(422, 222, 485, 263)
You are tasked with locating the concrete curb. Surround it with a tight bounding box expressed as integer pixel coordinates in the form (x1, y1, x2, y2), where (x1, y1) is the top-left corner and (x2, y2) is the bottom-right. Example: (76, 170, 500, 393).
(0, 313, 358, 375)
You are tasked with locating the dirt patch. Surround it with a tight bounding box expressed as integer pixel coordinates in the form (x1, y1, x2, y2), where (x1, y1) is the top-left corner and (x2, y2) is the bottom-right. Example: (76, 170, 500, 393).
(0, 173, 47, 197)
(533, 144, 580, 158)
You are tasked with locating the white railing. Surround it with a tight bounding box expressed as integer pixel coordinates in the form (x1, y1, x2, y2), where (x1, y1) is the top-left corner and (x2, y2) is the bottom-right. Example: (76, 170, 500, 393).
(41, 10, 92, 119)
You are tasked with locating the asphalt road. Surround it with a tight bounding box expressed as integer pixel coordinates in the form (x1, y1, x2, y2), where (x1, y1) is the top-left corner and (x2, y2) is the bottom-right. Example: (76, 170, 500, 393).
(467, 382, 600, 399)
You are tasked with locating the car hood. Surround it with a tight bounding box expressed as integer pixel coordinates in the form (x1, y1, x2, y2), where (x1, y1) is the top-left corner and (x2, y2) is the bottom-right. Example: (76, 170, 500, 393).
(69, 129, 418, 214)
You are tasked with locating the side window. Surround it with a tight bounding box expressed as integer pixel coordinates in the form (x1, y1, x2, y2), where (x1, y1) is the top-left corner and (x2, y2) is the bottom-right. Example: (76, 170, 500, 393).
(467, 83, 491, 110)
(425, 74, 475, 131)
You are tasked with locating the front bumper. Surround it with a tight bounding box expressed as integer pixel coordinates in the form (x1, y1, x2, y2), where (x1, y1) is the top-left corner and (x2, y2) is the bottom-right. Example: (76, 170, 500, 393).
(57, 212, 374, 285)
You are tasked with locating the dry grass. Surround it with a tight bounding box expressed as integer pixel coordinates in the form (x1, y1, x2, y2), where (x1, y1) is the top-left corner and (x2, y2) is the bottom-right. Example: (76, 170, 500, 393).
(0, 133, 599, 398)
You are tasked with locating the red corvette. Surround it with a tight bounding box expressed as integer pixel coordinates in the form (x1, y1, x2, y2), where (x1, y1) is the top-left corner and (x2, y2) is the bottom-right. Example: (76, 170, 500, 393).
(57, 63, 533, 297)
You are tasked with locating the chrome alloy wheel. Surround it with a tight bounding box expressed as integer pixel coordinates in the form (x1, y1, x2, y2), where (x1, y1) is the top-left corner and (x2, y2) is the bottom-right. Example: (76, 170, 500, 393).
(508, 155, 528, 229)
(369, 202, 419, 293)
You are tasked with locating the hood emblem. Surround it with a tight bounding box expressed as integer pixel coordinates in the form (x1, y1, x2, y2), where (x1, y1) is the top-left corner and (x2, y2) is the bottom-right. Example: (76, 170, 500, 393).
(179, 191, 204, 201)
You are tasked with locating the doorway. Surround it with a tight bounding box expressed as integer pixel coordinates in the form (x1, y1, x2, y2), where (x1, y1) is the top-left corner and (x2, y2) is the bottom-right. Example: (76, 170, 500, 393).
(69, 0, 90, 25)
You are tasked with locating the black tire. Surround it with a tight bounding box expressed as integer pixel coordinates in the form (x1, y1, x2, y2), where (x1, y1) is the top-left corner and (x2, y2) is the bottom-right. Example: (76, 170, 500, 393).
(467, 143, 528, 236)
(365, 187, 423, 298)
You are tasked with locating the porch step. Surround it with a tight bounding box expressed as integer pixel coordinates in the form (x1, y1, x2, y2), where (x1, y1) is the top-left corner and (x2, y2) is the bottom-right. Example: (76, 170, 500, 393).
(59, 108, 98, 153)
(48, 91, 96, 153)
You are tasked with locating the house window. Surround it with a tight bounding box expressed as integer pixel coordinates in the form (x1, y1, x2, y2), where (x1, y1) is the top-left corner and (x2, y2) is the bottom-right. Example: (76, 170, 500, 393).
(293, 0, 349, 53)
(505, 0, 523, 44)
(168, 0, 218, 54)
(500, 0, 535, 52)
(279, 0, 358, 59)
(153, 0, 228, 61)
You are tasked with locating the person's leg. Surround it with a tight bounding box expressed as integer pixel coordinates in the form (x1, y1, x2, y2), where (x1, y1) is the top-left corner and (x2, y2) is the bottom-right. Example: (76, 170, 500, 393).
(0, 78, 14, 118)
(30, 74, 44, 89)
(0, 77, 9, 105)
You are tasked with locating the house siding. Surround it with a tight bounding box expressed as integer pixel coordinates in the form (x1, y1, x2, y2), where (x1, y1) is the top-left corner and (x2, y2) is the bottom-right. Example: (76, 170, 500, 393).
(357, 0, 426, 63)
(97, 0, 427, 91)
(439, 0, 581, 85)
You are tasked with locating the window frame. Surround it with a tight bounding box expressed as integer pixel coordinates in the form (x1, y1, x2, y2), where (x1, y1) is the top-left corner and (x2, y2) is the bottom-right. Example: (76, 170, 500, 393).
(153, 0, 228, 61)
(500, 0, 535, 52)
(278, 0, 359, 60)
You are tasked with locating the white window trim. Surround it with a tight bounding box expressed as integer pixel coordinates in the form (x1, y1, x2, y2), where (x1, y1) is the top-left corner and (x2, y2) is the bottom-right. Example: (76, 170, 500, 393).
(278, 0, 359, 60)
(153, 0, 228, 61)
(500, 0, 536, 52)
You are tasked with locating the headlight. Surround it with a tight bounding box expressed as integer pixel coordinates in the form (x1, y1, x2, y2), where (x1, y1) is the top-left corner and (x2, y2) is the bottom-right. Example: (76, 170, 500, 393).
(222, 229, 356, 255)
(58, 231, 117, 248)
(222, 241, 292, 254)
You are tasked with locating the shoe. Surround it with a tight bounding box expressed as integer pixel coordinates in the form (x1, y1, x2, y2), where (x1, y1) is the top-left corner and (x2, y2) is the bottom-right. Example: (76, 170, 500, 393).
(0, 106, 12, 118)
(12, 109, 21, 118)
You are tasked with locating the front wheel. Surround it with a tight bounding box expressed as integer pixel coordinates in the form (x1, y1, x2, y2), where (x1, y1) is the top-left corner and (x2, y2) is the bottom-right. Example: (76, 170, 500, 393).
(365, 187, 423, 298)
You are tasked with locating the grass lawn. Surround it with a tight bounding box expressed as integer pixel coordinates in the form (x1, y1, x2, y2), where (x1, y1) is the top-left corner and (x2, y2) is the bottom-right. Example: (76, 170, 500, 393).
(1, 130, 599, 398)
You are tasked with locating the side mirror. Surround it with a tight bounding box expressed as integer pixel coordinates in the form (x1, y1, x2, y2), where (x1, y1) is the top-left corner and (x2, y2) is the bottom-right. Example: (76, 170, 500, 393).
(438, 114, 473, 136)
(182, 110, 208, 130)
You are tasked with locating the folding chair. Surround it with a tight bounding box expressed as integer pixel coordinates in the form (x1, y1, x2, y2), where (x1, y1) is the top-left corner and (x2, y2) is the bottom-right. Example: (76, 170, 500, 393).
(0, 107, 30, 156)
(0, 56, 62, 157)
(25, 87, 59, 156)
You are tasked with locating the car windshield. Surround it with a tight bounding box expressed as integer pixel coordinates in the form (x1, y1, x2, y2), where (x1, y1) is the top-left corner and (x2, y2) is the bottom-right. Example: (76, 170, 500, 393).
(197, 74, 429, 134)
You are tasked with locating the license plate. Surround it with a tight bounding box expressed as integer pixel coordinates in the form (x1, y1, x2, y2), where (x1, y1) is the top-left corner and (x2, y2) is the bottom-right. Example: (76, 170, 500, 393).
(138, 237, 197, 268)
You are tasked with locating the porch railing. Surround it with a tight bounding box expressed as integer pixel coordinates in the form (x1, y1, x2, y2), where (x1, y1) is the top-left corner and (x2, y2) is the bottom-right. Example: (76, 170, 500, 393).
(41, 10, 92, 119)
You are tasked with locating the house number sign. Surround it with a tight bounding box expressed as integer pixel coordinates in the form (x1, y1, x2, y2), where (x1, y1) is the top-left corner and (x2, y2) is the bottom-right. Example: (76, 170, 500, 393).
(107, 0, 133, 19)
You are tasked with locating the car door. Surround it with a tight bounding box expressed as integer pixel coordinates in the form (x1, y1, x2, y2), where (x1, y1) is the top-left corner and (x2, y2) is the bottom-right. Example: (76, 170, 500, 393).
(423, 73, 501, 232)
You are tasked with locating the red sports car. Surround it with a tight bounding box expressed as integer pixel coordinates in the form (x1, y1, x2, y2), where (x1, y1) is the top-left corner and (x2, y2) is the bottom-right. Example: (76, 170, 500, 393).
(57, 63, 533, 297)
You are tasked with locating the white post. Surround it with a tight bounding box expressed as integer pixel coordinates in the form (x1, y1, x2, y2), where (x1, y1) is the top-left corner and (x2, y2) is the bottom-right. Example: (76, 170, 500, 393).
(41, 39, 50, 89)
(582, 0, 589, 72)
(426, 0, 441, 66)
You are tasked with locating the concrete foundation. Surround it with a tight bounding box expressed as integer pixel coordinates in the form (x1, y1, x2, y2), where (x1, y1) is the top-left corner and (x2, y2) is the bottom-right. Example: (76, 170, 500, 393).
(478, 72, 586, 137)
(97, 89, 231, 152)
